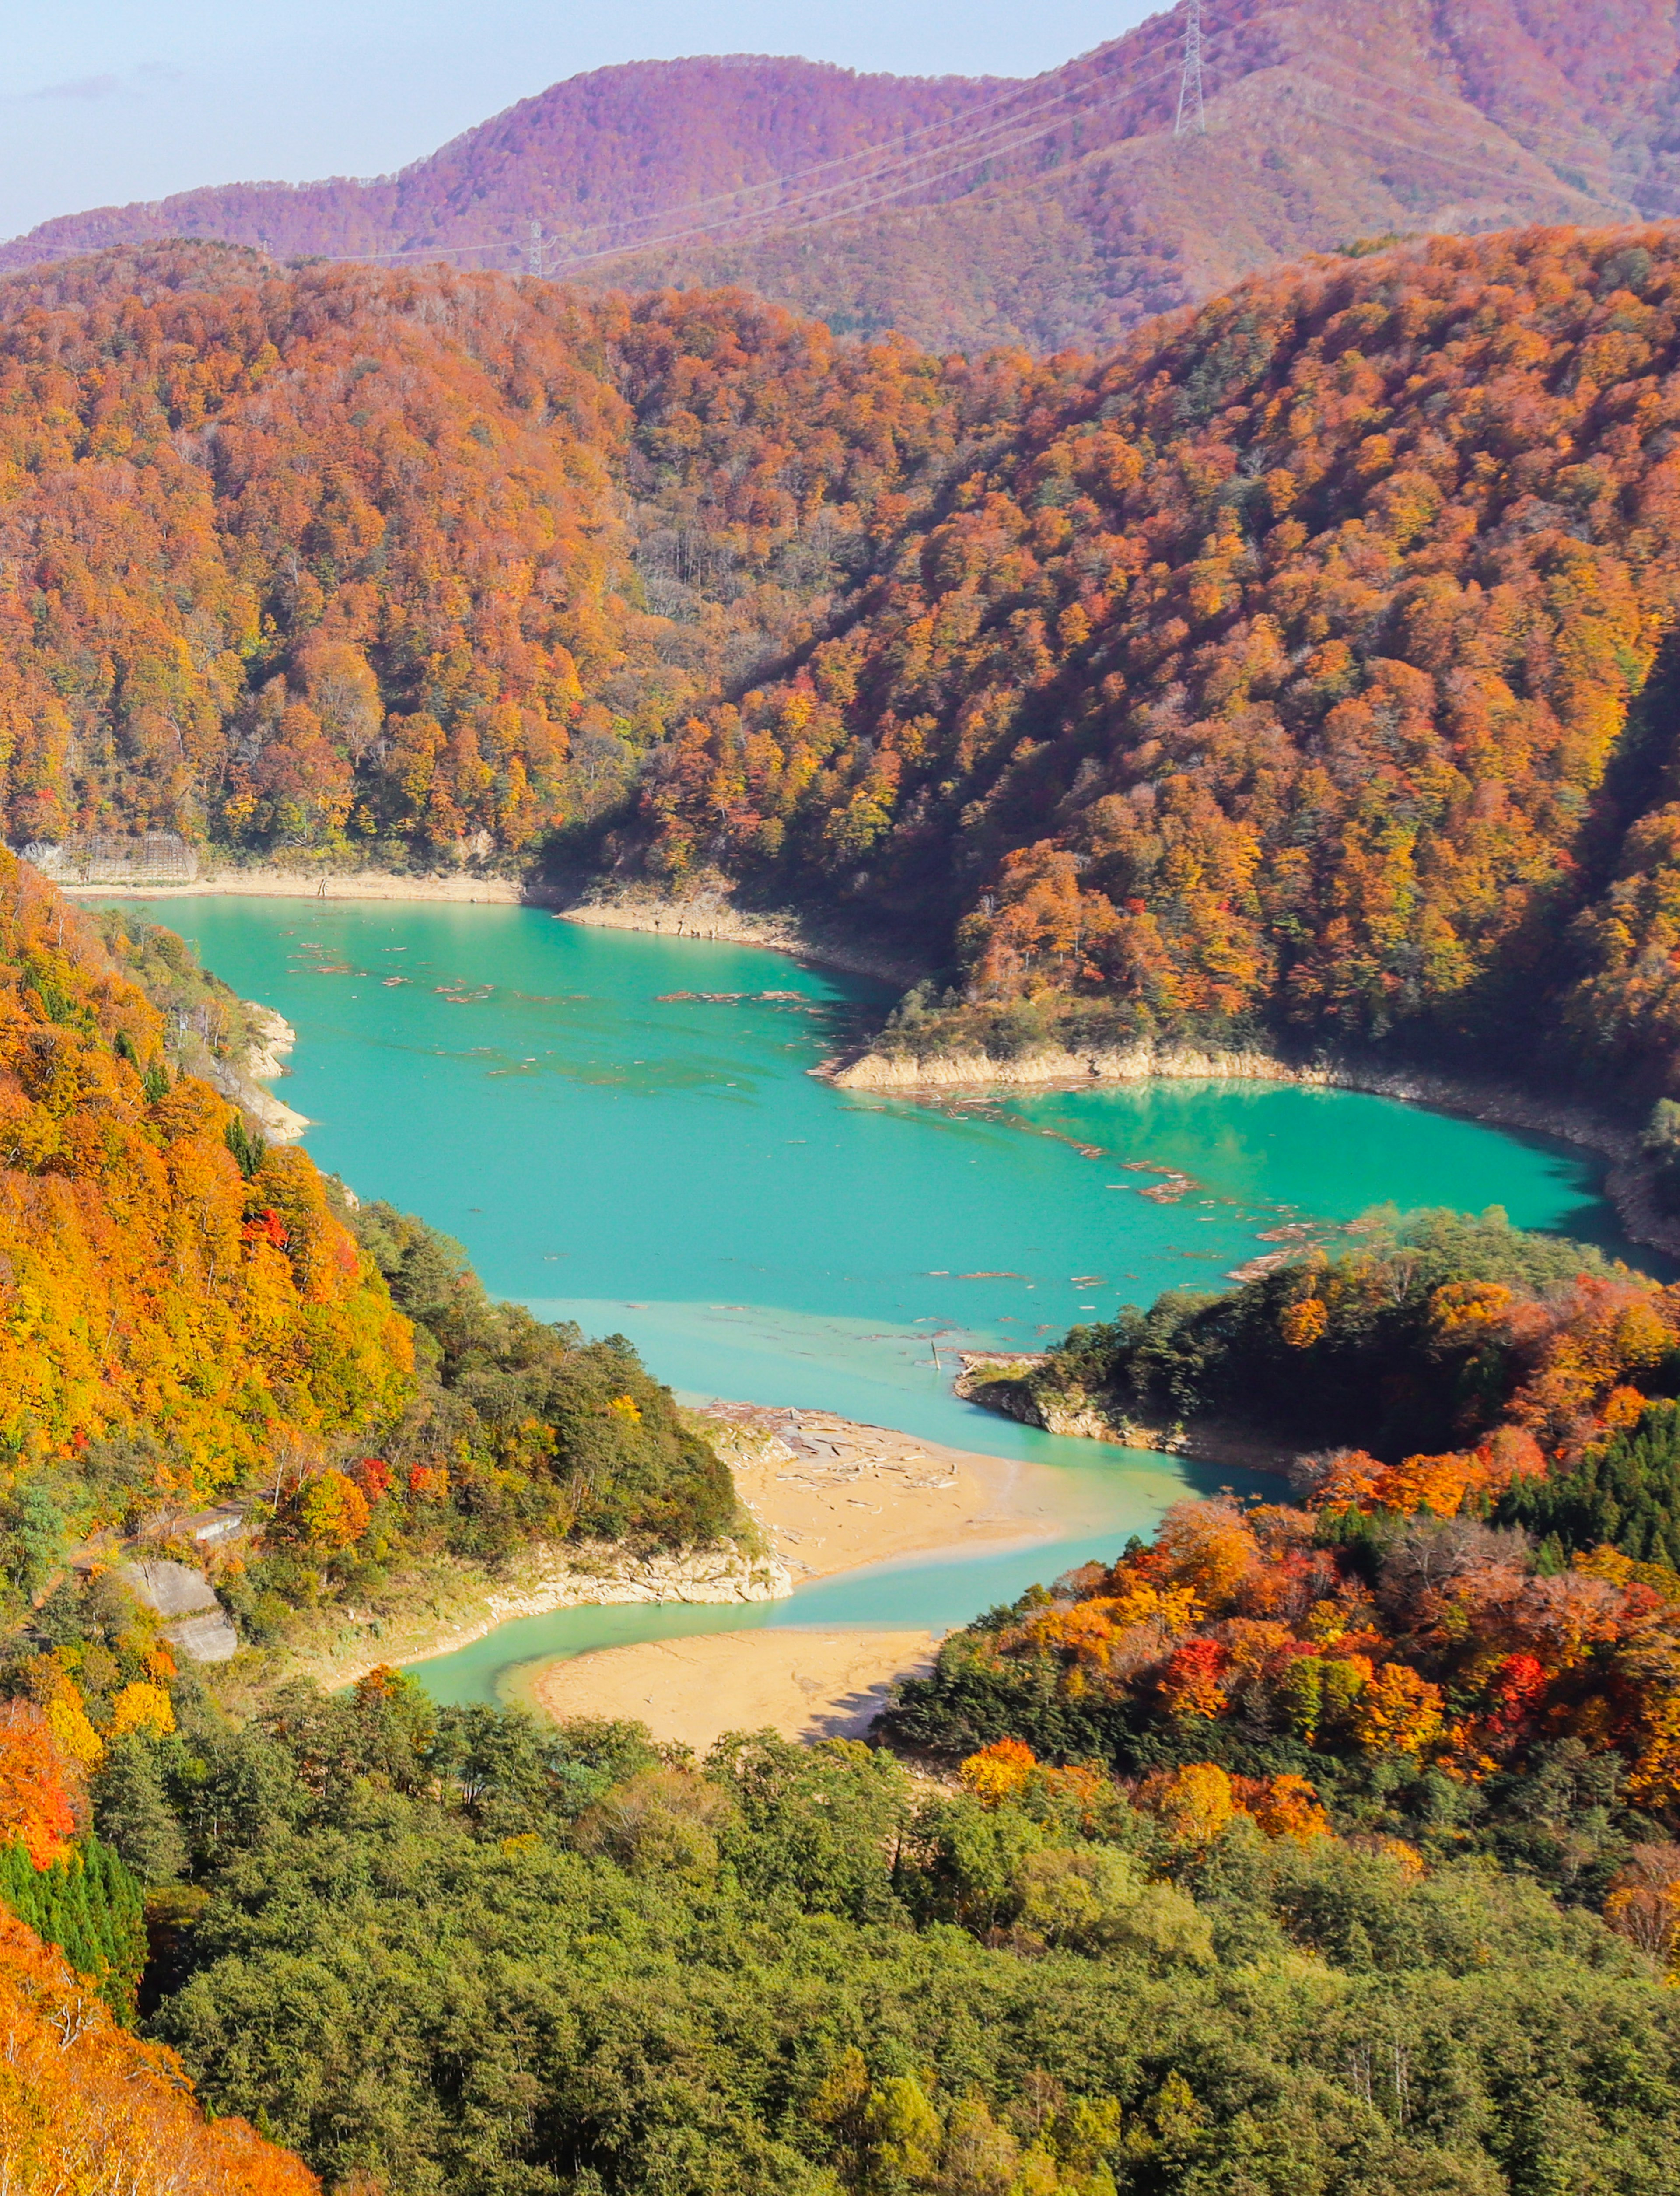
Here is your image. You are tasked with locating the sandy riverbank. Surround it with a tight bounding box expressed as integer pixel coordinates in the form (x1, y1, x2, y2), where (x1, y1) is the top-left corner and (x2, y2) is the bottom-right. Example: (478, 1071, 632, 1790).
(61, 866, 543, 905)
(694, 1400, 1064, 1582)
(529, 1626, 939, 1751)
(520, 1401, 1074, 1748)
(278, 1402, 1070, 1703)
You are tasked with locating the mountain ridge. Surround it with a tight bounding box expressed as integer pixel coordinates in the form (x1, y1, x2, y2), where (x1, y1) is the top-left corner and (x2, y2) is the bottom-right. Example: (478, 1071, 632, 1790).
(5, 1, 1676, 350)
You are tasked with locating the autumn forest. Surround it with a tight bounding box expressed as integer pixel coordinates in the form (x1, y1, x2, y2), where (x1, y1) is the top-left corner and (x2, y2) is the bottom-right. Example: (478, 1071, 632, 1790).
(17, 65, 1680, 2195)
(17, 227, 1680, 1113)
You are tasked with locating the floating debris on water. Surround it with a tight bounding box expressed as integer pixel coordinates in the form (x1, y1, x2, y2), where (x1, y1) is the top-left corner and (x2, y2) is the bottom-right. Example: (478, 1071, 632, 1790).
(655, 989, 822, 1009)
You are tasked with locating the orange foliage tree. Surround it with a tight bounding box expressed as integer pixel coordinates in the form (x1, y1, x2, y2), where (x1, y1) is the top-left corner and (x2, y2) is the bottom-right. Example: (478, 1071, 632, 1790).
(0, 1700, 79, 1869)
(0, 851, 412, 1566)
(0, 1907, 318, 2194)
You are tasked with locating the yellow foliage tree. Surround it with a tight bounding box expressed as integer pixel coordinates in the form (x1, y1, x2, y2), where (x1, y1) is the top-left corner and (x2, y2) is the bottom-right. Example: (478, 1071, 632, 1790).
(1354, 1663, 1446, 1756)
(108, 1684, 177, 1743)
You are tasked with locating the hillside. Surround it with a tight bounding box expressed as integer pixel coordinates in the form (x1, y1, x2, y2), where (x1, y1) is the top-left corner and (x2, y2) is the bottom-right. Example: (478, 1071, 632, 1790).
(3, 0, 1673, 351)
(18, 224, 1680, 1123)
(0, 852, 737, 1639)
(641, 220, 1680, 1122)
(0, 245, 1012, 867)
(0, 849, 410, 1541)
(63, 1633, 1680, 2192)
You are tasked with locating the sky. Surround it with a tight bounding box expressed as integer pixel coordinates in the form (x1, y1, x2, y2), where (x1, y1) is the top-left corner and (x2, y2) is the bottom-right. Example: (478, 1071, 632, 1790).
(1, 0, 1166, 242)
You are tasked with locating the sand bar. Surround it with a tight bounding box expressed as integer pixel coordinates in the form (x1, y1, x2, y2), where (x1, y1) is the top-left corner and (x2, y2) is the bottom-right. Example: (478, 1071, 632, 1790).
(693, 1400, 1066, 1583)
(529, 1626, 938, 1751)
(521, 1401, 1075, 1748)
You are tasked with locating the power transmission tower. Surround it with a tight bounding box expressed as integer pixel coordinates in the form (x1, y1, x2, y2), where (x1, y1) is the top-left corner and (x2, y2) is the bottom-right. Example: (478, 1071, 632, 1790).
(1176, 0, 1206, 137)
(527, 220, 545, 277)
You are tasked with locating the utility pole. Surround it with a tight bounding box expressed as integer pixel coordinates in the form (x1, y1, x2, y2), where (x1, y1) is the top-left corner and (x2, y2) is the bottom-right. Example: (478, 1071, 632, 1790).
(1176, 0, 1206, 138)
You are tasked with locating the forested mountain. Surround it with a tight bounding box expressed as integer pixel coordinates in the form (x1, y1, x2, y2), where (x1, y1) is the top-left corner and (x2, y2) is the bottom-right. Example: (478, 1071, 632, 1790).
(0, 245, 994, 861)
(649, 220, 1680, 1114)
(4, 0, 1675, 350)
(18, 225, 1680, 1115)
(0, 851, 410, 1524)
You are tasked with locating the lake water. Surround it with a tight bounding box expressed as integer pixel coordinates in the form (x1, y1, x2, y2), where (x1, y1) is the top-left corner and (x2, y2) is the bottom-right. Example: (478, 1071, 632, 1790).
(106, 895, 1650, 1705)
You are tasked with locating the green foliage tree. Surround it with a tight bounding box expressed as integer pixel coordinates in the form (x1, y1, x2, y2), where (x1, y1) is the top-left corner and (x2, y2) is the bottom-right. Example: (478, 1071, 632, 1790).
(1497, 1400, 1680, 1566)
(0, 1835, 146, 2016)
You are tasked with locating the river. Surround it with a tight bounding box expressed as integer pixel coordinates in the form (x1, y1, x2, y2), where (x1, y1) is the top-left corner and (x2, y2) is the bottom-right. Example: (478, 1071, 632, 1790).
(106, 894, 1654, 1707)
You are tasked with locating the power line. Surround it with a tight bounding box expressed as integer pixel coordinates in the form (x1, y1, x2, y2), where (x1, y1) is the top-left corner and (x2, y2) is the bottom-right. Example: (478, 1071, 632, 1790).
(15, 0, 1621, 288)
(529, 32, 1199, 274)
(1176, 0, 1207, 139)
(548, 37, 1217, 276)
(329, 17, 1224, 277)
(14, 11, 1228, 280)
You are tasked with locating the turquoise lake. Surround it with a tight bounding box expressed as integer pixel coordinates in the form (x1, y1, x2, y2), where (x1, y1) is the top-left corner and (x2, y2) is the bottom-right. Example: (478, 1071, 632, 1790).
(106, 894, 1654, 1705)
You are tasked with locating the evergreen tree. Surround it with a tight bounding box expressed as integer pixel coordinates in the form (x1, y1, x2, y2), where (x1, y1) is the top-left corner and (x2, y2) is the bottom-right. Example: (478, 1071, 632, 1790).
(94, 1736, 188, 1885)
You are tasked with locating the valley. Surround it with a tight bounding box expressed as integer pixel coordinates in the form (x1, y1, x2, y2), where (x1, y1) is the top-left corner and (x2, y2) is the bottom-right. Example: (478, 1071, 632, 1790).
(96, 895, 1650, 1719)
(11, 9, 1680, 2182)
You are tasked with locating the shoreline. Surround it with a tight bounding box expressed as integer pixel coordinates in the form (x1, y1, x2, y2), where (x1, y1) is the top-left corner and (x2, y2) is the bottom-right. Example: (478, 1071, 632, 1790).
(513, 1402, 1081, 1749)
(61, 865, 547, 906)
(285, 1535, 790, 1695)
(64, 862, 921, 984)
(951, 1355, 1299, 1473)
(527, 1626, 941, 1751)
(696, 1400, 1071, 1585)
(285, 1402, 1076, 1700)
(555, 885, 924, 987)
(228, 1003, 311, 1142)
(829, 1041, 1680, 1263)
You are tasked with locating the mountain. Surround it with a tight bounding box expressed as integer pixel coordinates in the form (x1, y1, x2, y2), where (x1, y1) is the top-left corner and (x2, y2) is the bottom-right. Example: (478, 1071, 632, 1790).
(633, 218, 1680, 1117)
(5, 0, 1678, 351)
(0, 243, 997, 862)
(14, 222, 1680, 1121)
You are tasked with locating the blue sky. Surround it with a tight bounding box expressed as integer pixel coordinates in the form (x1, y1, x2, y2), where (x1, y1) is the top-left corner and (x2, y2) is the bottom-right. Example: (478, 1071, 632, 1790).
(1, 1, 1165, 241)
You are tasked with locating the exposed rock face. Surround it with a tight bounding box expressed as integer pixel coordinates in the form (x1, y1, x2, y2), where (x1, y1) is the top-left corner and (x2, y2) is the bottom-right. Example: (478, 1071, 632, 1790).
(952, 1356, 1296, 1475)
(119, 1559, 240, 1662)
(954, 1357, 1129, 1444)
(241, 1005, 296, 1084)
(161, 1610, 242, 1662)
(229, 1004, 311, 1142)
(475, 1539, 791, 1627)
(832, 1045, 1313, 1092)
(557, 886, 922, 984)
